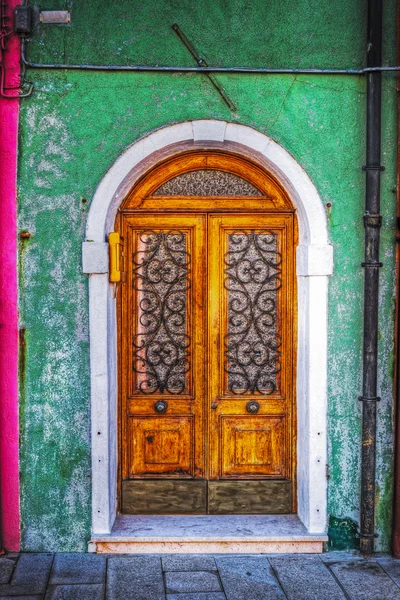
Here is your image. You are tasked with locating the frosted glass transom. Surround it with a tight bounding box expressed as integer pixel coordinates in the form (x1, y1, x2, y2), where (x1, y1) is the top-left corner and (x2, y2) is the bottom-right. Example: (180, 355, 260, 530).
(153, 170, 263, 196)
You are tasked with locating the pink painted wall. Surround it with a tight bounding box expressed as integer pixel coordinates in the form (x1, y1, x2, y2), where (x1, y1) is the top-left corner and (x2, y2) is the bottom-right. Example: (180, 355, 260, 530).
(0, 0, 21, 551)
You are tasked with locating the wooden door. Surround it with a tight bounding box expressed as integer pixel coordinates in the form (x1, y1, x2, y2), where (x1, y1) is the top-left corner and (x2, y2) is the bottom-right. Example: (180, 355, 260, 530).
(207, 214, 295, 513)
(120, 214, 208, 513)
(118, 154, 296, 515)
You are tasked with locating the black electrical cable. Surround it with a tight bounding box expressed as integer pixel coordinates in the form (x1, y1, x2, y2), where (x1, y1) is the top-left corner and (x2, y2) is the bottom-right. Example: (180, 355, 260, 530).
(21, 39, 400, 75)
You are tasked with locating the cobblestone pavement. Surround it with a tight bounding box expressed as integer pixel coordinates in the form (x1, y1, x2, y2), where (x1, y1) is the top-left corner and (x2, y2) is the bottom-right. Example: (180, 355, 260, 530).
(1, 552, 400, 599)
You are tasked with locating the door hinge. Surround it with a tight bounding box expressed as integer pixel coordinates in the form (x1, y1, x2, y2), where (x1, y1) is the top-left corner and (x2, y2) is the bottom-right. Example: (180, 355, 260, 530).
(109, 232, 125, 283)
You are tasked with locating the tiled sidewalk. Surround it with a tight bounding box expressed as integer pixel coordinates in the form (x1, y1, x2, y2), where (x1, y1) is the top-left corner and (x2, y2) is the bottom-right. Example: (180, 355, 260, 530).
(1, 552, 400, 599)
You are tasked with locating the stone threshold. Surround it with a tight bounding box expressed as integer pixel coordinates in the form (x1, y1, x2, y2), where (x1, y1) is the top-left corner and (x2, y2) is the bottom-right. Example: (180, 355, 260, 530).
(90, 514, 328, 554)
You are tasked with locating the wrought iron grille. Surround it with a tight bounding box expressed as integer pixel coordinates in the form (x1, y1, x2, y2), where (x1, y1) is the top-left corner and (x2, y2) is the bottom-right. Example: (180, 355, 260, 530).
(224, 230, 282, 395)
(132, 230, 191, 394)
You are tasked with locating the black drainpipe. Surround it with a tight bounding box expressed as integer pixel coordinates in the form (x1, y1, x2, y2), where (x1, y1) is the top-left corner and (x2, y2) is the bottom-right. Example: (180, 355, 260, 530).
(359, 0, 384, 557)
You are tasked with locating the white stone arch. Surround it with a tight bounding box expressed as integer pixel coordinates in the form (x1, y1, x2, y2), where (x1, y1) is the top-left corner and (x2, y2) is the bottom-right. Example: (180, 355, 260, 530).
(83, 120, 333, 536)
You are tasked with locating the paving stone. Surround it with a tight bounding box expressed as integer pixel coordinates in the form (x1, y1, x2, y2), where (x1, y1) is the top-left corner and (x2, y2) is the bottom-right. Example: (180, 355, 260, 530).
(167, 594, 226, 600)
(0, 597, 42, 600)
(165, 571, 221, 594)
(378, 558, 400, 587)
(162, 556, 217, 572)
(45, 584, 105, 599)
(328, 559, 400, 599)
(1, 557, 18, 561)
(11, 554, 53, 589)
(50, 553, 106, 584)
(321, 551, 363, 563)
(269, 555, 346, 600)
(106, 556, 164, 600)
(216, 556, 285, 600)
(0, 560, 16, 584)
(0, 585, 44, 597)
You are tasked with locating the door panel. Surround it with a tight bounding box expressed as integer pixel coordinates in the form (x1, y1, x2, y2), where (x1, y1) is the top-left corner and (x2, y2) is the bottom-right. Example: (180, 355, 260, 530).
(128, 415, 194, 478)
(121, 215, 206, 489)
(208, 214, 295, 485)
(122, 480, 207, 514)
(208, 480, 292, 514)
(220, 415, 285, 477)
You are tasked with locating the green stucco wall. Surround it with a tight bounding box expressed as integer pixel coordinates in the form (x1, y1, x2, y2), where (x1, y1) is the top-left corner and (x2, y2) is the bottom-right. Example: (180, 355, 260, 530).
(18, 0, 397, 551)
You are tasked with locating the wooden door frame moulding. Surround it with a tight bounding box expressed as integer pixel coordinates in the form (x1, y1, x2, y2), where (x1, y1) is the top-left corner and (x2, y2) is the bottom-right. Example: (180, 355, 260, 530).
(82, 120, 333, 539)
(118, 151, 294, 211)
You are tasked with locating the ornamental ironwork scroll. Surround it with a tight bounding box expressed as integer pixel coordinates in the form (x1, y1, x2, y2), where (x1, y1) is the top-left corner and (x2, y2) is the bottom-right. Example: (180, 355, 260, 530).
(132, 230, 191, 394)
(224, 230, 282, 395)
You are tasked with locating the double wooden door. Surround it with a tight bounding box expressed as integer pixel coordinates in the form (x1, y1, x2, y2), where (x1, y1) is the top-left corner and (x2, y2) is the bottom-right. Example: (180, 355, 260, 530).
(119, 209, 296, 514)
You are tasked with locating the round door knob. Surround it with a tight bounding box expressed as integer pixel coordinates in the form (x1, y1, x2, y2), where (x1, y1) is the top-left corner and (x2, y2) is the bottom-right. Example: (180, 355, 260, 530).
(211, 402, 218, 410)
(154, 400, 168, 414)
(246, 401, 260, 414)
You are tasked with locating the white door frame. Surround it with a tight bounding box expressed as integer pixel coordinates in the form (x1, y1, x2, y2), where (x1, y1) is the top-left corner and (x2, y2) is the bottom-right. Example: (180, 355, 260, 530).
(82, 120, 333, 535)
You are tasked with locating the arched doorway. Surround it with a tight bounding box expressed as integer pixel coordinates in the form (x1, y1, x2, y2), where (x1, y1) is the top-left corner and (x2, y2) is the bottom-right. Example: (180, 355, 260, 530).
(83, 120, 333, 538)
(116, 151, 297, 515)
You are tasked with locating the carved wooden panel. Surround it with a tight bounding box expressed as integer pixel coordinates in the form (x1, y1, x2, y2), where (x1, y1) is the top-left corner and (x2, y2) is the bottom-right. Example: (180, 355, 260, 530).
(220, 415, 285, 477)
(129, 416, 194, 477)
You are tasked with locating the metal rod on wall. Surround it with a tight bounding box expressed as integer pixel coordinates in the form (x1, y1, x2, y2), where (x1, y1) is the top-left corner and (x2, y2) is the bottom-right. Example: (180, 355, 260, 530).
(359, 0, 384, 557)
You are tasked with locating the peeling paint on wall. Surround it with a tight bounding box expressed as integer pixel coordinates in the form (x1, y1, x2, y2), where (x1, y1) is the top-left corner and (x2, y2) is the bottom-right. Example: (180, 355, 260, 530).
(17, 0, 397, 551)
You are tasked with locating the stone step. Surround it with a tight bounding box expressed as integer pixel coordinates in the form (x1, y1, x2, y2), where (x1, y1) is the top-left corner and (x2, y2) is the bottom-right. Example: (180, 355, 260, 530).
(90, 514, 327, 554)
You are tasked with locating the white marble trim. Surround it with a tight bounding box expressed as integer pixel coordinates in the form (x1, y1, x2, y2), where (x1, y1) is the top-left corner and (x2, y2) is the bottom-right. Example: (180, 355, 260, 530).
(85, 120, 333, 536)
(82, 242, 108, 274)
